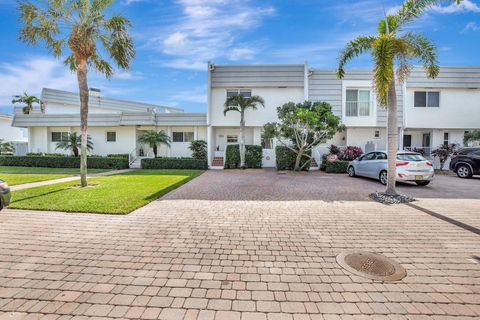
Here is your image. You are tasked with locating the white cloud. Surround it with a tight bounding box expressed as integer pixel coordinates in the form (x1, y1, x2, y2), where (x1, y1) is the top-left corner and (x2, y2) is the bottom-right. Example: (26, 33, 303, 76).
(431, 0, 480, 13)
(462, 21, 480, 32)
(146, 0, 275, 70)
(0, 57, 77, 108)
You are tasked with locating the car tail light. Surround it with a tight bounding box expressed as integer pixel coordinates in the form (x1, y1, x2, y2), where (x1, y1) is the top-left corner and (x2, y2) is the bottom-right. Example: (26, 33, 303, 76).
(396, 161, 409, 166)
(0, 182, 8, 189)
(426, 162, 433, 166)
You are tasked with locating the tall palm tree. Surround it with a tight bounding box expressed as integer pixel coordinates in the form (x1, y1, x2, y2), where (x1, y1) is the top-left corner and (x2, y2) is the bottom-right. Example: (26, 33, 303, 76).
(138, 130, 171, 158)
(18, 0, 135, 187)
(12, 92, 40, 114)
(56, 132, 93, 157)
(224, 95, 265, 169)
(0, 139, 14, 155)
(337, 0, 445, 195)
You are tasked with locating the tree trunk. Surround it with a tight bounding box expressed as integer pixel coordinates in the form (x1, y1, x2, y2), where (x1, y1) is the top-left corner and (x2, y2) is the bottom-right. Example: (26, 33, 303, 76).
(294, 148, 304, 172)
(76, 58, 89, 187)
(239, 112, 246, 169)
(73, 146, 79, 157)
(153, 144, 158, 158)
(386, 79, 398, 195)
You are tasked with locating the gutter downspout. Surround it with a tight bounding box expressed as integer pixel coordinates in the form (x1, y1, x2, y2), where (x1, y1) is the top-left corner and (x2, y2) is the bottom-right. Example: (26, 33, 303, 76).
(207, 61, 213, 168)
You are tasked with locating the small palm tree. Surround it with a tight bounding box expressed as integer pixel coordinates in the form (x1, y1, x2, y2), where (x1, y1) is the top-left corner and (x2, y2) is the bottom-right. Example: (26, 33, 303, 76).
(337, 0, 444, 195)
(0, 139, 14, 155)
(12, 92, 40, 114)
(224, 95, 265, 169)
(138, 130, 171, 158)
(19, 0, 135, 187)
(56, 132, 93, 157)
(464, 130, 480, 146)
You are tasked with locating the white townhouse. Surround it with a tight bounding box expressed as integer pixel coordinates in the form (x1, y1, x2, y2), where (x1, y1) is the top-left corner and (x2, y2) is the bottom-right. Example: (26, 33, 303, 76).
(11, 62, 480, 169)
(1, 113, 28, 155)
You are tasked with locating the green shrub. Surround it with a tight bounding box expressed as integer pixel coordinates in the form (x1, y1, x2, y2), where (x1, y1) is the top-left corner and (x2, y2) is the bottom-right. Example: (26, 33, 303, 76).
(189, 140, 207, 160)
(0, 156, 128, 169)
(107, 154, 129, 159)
(275, 146, 311, 171)
(320, 154, 328, 171)
(26, 152, 66, 157)
(325, 160, 349, 173)
(224, 145, 262, 169)
(141, 157, 207, 170)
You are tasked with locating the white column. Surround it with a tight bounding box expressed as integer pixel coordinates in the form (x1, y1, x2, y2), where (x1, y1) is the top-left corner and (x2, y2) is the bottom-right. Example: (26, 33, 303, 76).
(398, 127, 404, 151)
(207, 126, 213, 166)
(167, 126, 172, 157)
(253, 127, 261, 146)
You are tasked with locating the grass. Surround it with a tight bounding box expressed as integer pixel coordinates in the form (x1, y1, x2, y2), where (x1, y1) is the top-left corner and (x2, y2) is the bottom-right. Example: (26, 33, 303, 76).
(0, 166, 110, 186)
(10, 169, 203, 214)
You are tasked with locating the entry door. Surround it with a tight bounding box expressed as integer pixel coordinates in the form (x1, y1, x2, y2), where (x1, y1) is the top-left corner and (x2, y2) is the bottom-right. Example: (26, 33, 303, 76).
(422, 133, 431, 148)
(403, 135, 412, 149)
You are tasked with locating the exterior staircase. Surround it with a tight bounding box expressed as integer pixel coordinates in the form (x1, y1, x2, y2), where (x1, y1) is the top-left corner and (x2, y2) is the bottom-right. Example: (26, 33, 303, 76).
(211, 156, 224, 169)
(129, 158, 143, 169)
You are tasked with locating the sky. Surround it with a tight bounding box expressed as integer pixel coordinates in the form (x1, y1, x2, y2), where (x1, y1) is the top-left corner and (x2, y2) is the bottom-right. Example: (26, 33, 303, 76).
(0, 0, 479, 114)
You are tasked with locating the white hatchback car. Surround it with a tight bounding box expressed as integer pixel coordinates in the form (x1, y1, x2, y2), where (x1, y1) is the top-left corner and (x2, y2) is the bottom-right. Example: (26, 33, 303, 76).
(347, 151, 434, 186)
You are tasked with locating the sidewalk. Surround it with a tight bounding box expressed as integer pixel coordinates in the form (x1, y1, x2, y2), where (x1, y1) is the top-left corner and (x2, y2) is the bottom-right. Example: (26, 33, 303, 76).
(10, 169, 135, 191)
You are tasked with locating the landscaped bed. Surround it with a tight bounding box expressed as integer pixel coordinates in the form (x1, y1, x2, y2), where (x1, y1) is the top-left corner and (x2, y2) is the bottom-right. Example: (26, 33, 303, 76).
(9, 169, 203, 214)
(0, 166, 110, 186)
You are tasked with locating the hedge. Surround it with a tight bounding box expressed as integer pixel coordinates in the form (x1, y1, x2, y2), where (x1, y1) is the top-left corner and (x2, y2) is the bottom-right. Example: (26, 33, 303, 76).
(141, 157, 208, 170)
(26, 152, 66, 157)
(0, 156, 128, 169)
(107, 154, 129, 159)
(224, 144, 262, 169)
(325, 160, 349, 173)
(275, 146, 311, 171)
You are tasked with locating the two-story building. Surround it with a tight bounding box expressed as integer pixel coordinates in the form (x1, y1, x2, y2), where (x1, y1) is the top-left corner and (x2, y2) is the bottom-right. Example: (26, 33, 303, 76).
(12, 62, 480, 169)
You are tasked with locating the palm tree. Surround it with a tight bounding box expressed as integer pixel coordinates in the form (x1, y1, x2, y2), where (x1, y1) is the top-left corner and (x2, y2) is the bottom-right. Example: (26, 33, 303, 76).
(18, 0, 135, 187)
(12, 92, 40, 114)
(0, 139, 14, 155)
(138, 130, 171, 158)
(336, 0, 445, 196)
(56, 132, 93, 157)
(224, 95, 265, 169)
(464, 130, 480, 146)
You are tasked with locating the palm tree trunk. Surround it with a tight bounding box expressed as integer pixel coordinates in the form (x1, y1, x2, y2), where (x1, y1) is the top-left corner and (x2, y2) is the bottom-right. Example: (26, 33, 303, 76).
(386, 78, 398, 195)
(239, 112, 246, 169)
(153, 144, 158, 158)
(76, 58, 89, 187)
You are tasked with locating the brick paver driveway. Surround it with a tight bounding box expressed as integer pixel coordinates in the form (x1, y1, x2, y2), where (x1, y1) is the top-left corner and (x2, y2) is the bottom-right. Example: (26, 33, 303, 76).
(1, 170, 479, 319)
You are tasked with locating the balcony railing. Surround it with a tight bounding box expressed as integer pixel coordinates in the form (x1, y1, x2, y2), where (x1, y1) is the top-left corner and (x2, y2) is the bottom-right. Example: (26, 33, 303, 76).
(346, 101, 370, 117)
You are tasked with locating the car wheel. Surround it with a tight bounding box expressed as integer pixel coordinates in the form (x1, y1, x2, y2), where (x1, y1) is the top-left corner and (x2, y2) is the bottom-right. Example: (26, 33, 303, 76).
(415, 181, 430, 186)
(379, 170, 388, 185)
(456, 164, 472, 179)
(348, 166, 355, 177)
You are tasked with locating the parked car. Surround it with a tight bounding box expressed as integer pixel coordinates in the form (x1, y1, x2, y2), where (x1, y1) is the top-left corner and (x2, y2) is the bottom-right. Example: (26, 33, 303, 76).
(449, 147, 480, 178)
(0, 179, 11, 210)
(347, 151, 434, 186)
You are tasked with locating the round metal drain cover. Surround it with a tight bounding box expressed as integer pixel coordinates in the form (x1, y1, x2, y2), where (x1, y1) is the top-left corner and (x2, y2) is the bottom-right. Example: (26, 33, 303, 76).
(336, 251, 406, 281)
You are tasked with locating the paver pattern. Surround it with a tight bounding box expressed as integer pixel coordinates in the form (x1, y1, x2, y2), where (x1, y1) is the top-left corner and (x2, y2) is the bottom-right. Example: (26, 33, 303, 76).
(0, 170, 479, 319)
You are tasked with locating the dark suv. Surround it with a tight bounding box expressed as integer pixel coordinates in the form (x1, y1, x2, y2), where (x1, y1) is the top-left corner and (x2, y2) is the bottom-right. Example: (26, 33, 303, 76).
(450, 147, 480, 178)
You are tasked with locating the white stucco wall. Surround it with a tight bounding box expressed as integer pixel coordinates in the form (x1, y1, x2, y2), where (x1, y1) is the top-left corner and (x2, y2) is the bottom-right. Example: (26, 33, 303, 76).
(346, 128, 387, 152)
(404, 88, 480, 129)
(209, 87, 305, 127)
(0, 116, 28, 142)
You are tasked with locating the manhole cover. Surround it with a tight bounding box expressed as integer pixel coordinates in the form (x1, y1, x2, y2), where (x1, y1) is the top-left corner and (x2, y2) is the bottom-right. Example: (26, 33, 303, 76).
(336, 251, 406, 281)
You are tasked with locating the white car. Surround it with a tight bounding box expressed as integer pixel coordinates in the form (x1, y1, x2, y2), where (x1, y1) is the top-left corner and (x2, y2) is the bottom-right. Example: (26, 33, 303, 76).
(347, 151, 434, 186)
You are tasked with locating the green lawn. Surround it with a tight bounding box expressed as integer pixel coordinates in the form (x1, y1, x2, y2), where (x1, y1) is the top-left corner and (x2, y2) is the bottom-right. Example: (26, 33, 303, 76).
(10, 170, 203, 214)
(0, 166, 110, 186)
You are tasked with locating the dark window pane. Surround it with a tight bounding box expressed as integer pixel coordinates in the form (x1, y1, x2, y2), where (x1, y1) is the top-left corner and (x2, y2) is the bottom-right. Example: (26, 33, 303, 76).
(239, 90, 251, 97)
(363, 152, 376, 161)
(106, 132, 116, 142)
(184, 132, 194, 142)
(51, 132, 61, 142)
(172, 132, 184, 142)
(427, 92, 440, 107)
(376, 152, 387, 160)
(414, 91, 426, 107)
(227, 90, 238, 97)
(346, 89, 358, 102)
(397, 153, 426, 161)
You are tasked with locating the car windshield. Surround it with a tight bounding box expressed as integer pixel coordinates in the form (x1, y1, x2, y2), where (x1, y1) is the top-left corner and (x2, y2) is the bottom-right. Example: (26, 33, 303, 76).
(397, 153, 425, 161)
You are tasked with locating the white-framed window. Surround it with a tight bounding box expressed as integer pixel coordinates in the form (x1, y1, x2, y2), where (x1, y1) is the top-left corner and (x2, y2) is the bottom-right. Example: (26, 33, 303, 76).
(414, 91, 440, 107)
(346, 89, 371, 117)
(172, 131, 194, 143)
(226, 89, 252, 98)
(374, 130, 380, 139)
(226, 135, 238, 143)
(443, 132, 449, 146)
(51, 132, 69, 142)
(106, 131, 116, 142)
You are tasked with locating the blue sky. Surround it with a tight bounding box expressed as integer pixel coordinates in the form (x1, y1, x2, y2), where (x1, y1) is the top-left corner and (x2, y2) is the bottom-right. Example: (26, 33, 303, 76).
(0, 0, 479, 114)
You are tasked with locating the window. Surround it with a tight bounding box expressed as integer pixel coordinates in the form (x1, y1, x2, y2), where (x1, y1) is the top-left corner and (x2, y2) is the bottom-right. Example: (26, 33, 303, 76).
(227, 135, 238, 143)
(51, 132, 68, 142)
(397, 153, 426, 161)
(346, 89, 370, 117)
(106, 131, 116, 142)
(374, 130, 380, 138)
(443, 132, 449, 146)
(360, 152, 376, 161)
(414, 91, 440, 107)
(376, 152, 387, 160)
(172, 132, 194, 143)
(226, 89, 252, 98)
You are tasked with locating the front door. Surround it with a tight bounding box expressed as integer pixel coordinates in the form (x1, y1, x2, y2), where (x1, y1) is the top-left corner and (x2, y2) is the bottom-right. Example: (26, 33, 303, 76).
(422, 133, 431, 148)
(403, 135, 412, 149)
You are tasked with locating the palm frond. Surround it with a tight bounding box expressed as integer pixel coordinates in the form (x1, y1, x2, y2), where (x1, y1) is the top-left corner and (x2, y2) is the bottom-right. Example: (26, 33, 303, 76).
(138, 130, 171, 148)
(402, 32, 439, 79)
(395, 0, 438, 29)
(372, 35, 395, 107)
(337, 36, 376, 79)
